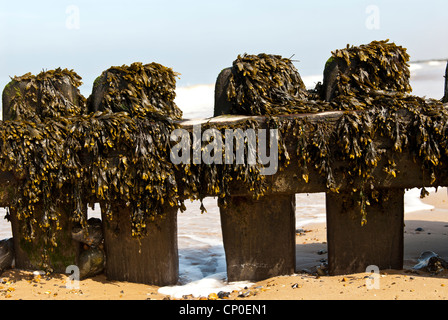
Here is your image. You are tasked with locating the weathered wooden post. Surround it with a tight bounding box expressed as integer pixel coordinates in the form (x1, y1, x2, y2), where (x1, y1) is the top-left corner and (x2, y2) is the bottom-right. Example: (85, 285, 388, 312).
(100, 203, 178, 285)
(1, 69, 86, 272)
(326, 189, 404, 275)
(214, 63, 297, 282)
(320, 41, 411, 275)
(219, 194, 296, 281)
(89, 63, 180, 285)
(2, 70, 85, 121)
(214, 68, 233, 117)
(443, 61, 448, 103)
(8, 203, 83, 272)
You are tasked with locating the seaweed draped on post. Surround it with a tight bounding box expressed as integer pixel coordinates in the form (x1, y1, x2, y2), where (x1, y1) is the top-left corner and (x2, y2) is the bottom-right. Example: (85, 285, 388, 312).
(88, 62, 182, 120)
(3, 68, 86, 122)
(175, 118, 270, 210)
(66, 112, 182, 238)
(0, 119, 69, 242)
(322, 39, 412, 103)
(78, 62, 183, 239)
(318, 40, 448, 212)
(1, 68, 86, 271)
(226, 53, 332, 115)
(66, 62, 184, 285)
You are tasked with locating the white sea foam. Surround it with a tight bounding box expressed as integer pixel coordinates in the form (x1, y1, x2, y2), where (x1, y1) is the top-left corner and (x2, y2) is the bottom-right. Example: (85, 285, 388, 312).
(175, 84, 215, 120)
(158, 275, 252, 299)
(302, 75, 323, 90)
(409, 63, 424, 72)
(0, 208, 12, 239)
(428, 61, 445, 67)
(404, 188, 435, 213)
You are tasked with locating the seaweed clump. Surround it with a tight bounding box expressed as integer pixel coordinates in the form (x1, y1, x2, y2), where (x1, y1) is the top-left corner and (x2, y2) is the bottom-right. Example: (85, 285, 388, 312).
(226, 53, 332, 115)
(282, 101, 448, 224)
(0, 119, 69, 245)
(175, 119, 271, 210)
(319, 40, 448, 199)
(325, 40, 412, 101)
(3, 68, 86, 122)
(88, 62, 182, 120)
(288, 41, 447, 224)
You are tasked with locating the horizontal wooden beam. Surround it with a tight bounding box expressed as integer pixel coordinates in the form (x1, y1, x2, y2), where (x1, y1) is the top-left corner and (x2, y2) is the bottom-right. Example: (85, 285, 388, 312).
(0, 105, 447, 206)
(178, 106, 448, 195)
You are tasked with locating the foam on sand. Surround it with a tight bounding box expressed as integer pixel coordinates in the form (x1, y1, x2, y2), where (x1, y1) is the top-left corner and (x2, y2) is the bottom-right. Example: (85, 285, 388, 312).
(404, 188, 435, 213)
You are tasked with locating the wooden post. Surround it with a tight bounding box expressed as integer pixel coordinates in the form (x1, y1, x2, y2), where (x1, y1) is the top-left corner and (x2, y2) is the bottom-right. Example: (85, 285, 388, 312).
(219, 194, 296, 282)
(214, 68, 233, 117)
(326, 189, 404, 275)
(101, 203, 179, 286)
(9, 203, 83, 273)
(443, 61, 448, 103)
(2, 72, 86, 273)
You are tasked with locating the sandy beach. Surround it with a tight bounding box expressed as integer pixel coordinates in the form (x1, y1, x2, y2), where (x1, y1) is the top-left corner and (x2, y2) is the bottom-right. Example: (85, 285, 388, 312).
(0, 188, 447, 301)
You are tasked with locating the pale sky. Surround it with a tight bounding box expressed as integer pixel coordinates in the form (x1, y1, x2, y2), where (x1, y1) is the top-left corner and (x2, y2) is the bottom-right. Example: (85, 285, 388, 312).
(1, 0, 447, 96)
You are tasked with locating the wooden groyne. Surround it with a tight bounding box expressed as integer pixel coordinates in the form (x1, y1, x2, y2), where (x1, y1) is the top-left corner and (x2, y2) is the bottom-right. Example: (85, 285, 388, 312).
(0, 43, 447, 286)
(178, 106, 448, 280)
(1, 106, 447, 283)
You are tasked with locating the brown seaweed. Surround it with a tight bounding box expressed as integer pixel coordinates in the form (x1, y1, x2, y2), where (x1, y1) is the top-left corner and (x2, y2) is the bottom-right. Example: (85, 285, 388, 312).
(226, 53, 332, 115)
(88, 62, 182, 120)
(5, 68, 86, 121)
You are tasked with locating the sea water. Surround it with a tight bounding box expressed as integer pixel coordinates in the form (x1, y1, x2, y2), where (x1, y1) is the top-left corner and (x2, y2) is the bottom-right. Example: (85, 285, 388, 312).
(0, 60, 445, 298)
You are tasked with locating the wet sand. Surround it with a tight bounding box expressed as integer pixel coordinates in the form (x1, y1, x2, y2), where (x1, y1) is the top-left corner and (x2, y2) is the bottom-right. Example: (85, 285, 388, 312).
(0, 189, 447, 300)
